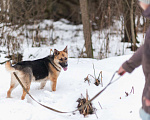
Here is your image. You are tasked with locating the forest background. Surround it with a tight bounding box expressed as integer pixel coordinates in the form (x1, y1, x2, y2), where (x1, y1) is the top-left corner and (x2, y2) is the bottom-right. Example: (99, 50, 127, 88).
(0, 0, 147, 62)
(0, 1, 147, 119)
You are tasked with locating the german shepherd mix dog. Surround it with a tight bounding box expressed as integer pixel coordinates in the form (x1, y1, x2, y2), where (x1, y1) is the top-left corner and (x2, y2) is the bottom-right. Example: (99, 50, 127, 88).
(5, 46, 68, 100)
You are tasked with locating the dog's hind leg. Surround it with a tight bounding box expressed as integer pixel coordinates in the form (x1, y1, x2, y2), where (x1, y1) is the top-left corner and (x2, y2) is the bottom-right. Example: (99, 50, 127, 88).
(21, 86, 30, 100)
(21, 82, 31, 100)
(40, 81, 47, 89)
(7, 73, 19, 98)
(21, 72, 31, 100)
(7, 84, 18, 98)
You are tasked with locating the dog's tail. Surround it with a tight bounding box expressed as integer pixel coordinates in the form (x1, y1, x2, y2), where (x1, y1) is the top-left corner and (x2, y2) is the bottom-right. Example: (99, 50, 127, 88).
(5, 61, 15, 72)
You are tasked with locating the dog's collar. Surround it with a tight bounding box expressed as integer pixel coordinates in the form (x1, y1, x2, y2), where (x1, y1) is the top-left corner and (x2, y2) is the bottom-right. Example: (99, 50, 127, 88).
(46, 56, 61, 72)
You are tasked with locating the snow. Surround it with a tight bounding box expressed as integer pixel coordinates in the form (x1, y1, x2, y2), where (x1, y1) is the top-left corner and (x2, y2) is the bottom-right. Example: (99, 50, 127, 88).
(0, 19, 146, 120)
(0, 54, 145, 120)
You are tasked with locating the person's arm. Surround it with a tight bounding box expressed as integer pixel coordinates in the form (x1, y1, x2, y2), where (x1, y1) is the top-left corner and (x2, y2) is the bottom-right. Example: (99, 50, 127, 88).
(118, 45, 144, 75)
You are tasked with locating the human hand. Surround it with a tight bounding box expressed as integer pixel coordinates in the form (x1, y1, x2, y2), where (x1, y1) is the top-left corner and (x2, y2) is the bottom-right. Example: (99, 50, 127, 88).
(117, 66, 126, 76)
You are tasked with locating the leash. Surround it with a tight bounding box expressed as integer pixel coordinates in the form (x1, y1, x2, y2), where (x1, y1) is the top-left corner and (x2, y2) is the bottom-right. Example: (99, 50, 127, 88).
(13, 72, 67, 113)
(13, 71, 120, 114)
(72, 71, 121, 113)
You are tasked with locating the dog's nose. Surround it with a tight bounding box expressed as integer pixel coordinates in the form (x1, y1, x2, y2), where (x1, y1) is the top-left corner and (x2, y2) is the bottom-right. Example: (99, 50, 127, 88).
(64, 62, 68, 67)
(59, 62, 68, 68)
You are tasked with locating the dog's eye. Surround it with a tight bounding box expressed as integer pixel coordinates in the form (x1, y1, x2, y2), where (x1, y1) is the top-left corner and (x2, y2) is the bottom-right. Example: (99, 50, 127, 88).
(64, 57, 67, 60)
(59, 58, 63, 61)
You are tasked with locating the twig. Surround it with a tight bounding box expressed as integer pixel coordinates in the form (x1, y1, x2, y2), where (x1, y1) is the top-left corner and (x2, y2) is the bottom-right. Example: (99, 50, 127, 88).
(0, 60, 8, 65)
(93, 63, 96, 79)
(125, 86, 134, 97)
(130, 86, 134, 94)
(84, 75, 91, 85)
(98, 101, 103, 109)
(87, 74, 95, 79)
(99, 71, 103, 87)
(95, 112, 98, 119)
(86, 89, 89, 116)
(50, 49, 53, 55)
(84, 70, 103, 86)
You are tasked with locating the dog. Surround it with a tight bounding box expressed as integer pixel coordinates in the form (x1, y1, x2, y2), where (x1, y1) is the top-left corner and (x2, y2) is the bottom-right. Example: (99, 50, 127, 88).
(5, 46, 68, 100)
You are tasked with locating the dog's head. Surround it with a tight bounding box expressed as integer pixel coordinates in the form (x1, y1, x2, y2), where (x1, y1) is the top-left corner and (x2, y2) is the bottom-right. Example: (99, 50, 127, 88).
(53, 46, 68, 71)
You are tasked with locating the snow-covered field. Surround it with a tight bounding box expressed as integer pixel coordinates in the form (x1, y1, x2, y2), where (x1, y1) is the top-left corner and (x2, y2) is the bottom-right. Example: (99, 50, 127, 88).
(0, 53, 145, 120)
(0, 19, 146, 120)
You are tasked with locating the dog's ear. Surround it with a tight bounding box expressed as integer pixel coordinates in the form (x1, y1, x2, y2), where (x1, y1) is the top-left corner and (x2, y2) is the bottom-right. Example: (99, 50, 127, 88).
(63, 46, 68, 53)
(54, 49, 59, 55)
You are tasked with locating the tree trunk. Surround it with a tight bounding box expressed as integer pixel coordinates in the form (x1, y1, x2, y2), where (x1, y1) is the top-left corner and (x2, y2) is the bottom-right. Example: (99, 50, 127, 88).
(122, 0, 132, 42)
(122, 0, 138, 51)
(79, 0, 93, 58)
(131, 0, 137, 51)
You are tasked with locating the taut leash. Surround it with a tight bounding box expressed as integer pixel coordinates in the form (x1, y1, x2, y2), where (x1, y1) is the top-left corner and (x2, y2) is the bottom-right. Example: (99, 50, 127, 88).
(13, 71, 120, 114)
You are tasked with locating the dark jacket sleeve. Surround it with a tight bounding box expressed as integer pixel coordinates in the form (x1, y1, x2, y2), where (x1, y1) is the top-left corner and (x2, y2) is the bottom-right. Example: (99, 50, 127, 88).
(142, 5, 150, 19)
(122, 45, 144, 73)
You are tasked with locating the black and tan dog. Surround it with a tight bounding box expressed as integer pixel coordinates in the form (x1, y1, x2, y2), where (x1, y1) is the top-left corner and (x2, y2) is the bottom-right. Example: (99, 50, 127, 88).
(5, 46, 68, 100)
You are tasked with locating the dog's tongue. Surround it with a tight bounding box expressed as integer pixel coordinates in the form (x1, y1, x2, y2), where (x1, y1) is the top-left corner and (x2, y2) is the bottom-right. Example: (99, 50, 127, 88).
(63, 67, 68, 71)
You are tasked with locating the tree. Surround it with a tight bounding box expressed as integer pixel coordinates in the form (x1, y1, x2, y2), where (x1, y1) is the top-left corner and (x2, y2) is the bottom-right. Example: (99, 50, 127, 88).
(122, 0, 138, 51)
(79, 0, 93, 58)
(131, 0, 137, 51)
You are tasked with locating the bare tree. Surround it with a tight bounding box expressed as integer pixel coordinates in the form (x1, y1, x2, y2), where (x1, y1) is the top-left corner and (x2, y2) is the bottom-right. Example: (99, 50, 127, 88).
(131, 0, 136, 51)
(121, 0, 138, 51)
(79, 0, 93, 58)
(0, 0, 147, 60)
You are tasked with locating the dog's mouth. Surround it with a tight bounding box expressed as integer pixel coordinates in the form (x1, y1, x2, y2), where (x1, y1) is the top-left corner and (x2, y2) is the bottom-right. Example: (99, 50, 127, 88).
(59, 62, 68, 71)
(63, 67, 68, 71)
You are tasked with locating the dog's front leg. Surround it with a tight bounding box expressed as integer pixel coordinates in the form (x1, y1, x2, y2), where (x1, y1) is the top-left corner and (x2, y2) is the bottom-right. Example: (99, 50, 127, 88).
(51, 78, 57, 91)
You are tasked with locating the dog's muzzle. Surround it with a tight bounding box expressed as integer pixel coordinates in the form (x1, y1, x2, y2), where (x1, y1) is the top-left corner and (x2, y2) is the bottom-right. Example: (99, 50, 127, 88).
(59, 62, 68, 71)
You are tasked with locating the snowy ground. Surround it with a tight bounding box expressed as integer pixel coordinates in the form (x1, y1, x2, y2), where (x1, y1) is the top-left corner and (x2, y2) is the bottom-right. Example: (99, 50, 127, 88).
(0, 53, 145, 120)
(0, 18, 146, 120)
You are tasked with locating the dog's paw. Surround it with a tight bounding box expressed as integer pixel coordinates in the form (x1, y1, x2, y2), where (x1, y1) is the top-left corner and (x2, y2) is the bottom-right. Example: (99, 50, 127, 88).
(6, 96, 12, 98)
